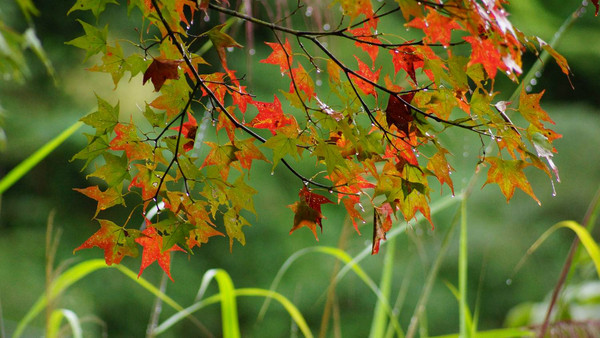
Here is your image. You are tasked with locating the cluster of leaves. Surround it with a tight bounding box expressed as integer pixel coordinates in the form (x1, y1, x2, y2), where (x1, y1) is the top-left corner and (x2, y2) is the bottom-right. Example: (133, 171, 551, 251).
(70, 0, 572, 280)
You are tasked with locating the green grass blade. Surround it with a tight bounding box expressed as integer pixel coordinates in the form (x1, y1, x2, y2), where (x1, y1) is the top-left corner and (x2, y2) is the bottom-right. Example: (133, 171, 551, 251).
(14, 259, 188, 338)
(0, 120, 82, 195)
(516, 220, 600, 279)
(459, 197, 470, 337)
(431, 327, 535, 338)
(47, 309, 82, 338)
(369, 236, 396, 338)
(13, 259, 108, 338)
(192, 269, 239, 338)
(259, 246, 403, 336)
(155, 288, 313, 337)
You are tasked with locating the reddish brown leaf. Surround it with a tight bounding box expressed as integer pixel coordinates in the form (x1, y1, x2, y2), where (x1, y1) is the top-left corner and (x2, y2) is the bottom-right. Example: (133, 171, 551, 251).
(74, 219, 139, 265)
(372, 203, 394, 254)
(171, 112, 198, 152)
(385, 92, 415, 136)
(136, 226, 185, 281)
(593, 0, 599, 16)
(143, 58, 182, 92)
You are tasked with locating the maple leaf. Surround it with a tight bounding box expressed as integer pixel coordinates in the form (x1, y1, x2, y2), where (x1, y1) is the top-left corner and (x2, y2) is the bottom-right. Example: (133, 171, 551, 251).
(426, 147, 455, 195)
(234, 137, 268, 170)
(335, 0, 374, 20)
(74, 185, 125, 217)
(88, 43, 126, 87)
(593, 0, 599, 16)
(207, 23, 243, 66)
(351, 56, 381, 97)
(261, 39, 292, 74)
(464, 36, 502, 79)
(406, 10, 460, 47)
(249, 95, 294, 135)
(288, 187, 333, 240)
(66, 20, 107, 61)
(483, 157, 540, 205)
(389, 46, 423, 84)
(136, 226, 185, 281)
(74, 219, 139, 265)
(68, 0, 118, 18)
(372, 203, 395, 254)
(143, 57, 182, 92)
(290, 63, 316, 101)
(385, 92, 415, 136)
(109, 121, 154, 162)
(89, 152, 130, 188)
(170, 111, 198, 152)
(519, 89, 555, 130)
(200, 141, 239, 181)
(80, 94, 119, 135)
(349, 24, 380, 65)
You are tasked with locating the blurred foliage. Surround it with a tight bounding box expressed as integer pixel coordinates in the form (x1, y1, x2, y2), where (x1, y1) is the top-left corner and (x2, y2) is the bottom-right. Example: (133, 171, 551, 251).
(0, 0, 599, 337)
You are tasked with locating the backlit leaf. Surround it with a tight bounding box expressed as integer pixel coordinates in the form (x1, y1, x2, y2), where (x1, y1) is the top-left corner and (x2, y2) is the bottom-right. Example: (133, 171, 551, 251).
(483, 157, 539, 204)
(136, 226, 185, 281)
(74, 219, 139, 265)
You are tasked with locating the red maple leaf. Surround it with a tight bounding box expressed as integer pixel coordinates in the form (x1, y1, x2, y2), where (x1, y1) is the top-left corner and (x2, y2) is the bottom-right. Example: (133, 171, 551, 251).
(349, 24, 380, 66)
(143, 57, 182, 92)
(464, 36, 502, 79)
(74, 219, 139, 265)
(288, 187, 333, 240)
(406, 10, 460, 47)
(389, 46, 423, 84)
(249, 95, 294, 135)
(135, 226, 185, 281)
(171, 111, 198, 152)
(260, 38, 292, 74)
(351, 56, 381, 97)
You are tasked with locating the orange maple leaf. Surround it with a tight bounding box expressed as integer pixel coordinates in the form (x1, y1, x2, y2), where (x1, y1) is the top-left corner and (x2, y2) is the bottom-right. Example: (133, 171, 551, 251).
(74, 219, 139, 265)
(74, 185, 124, 217)
(260, 38, 292, 74)
(136, 226, 185, 281)
(483, 157, 540, 205)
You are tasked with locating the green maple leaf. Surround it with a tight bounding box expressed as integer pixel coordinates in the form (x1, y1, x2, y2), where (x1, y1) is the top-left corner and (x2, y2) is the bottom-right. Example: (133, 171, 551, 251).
(152, 216, 195, 253)
(80, 94, 119, 135)
(66, 20, 107, 61)
(314, 140, 347, 175)
(227, 176, 258, 214)
(68, 0, 118, 18)
(71, 133, 110, 169)
(89, 152, 130, 187)
(262, 132, 301, 170)
(88, 43, 126, 87)
(223, 208, 250, 251)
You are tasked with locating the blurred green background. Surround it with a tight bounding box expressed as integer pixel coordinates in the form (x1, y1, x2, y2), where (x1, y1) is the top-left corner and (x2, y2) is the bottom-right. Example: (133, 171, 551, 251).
(0, 0, 599, 337)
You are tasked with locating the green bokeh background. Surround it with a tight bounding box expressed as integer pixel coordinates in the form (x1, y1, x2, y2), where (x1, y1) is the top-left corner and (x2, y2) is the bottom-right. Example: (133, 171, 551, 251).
(1, 1, 599, 336)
